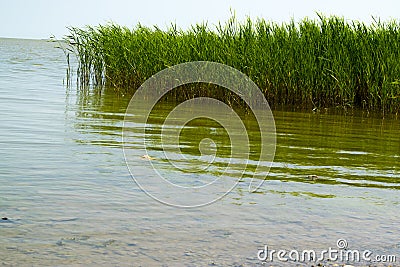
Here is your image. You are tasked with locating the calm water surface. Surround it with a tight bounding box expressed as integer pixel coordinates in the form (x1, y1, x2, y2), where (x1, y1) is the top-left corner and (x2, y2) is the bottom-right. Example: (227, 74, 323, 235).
(1, 38, 399, 266)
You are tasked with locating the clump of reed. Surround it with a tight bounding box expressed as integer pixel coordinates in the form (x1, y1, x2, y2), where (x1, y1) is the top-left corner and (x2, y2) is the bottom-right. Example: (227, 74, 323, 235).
(64, 15, 400, 114)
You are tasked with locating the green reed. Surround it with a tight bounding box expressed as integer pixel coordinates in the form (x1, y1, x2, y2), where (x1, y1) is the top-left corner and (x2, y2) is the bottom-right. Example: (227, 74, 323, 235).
(64, 15, 400, 114)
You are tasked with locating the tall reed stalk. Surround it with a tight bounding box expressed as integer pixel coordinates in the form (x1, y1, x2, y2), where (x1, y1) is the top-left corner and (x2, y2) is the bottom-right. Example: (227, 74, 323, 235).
(64, 15, 400, 114)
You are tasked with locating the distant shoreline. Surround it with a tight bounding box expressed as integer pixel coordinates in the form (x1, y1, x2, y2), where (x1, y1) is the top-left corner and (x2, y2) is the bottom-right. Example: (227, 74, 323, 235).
(0, 36, 53, 41)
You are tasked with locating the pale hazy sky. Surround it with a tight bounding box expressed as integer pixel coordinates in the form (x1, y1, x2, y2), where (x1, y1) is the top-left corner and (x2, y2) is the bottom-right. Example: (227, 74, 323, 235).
(1, 0, 400, 39)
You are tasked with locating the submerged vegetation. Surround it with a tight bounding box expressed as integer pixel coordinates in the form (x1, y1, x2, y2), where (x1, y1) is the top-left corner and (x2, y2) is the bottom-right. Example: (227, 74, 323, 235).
(64, 15, 400, 114)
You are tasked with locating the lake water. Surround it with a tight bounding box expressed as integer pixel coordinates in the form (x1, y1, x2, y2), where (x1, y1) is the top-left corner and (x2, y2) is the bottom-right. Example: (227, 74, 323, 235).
(1, 38, 399, 266)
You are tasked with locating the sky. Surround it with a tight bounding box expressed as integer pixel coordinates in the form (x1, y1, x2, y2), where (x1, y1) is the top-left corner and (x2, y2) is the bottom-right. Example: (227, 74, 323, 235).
(1, 0, 400, 39)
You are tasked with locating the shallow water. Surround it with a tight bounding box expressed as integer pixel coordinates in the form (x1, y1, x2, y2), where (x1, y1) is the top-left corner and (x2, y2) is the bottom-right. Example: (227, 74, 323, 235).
(0, 38, 399, 266)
